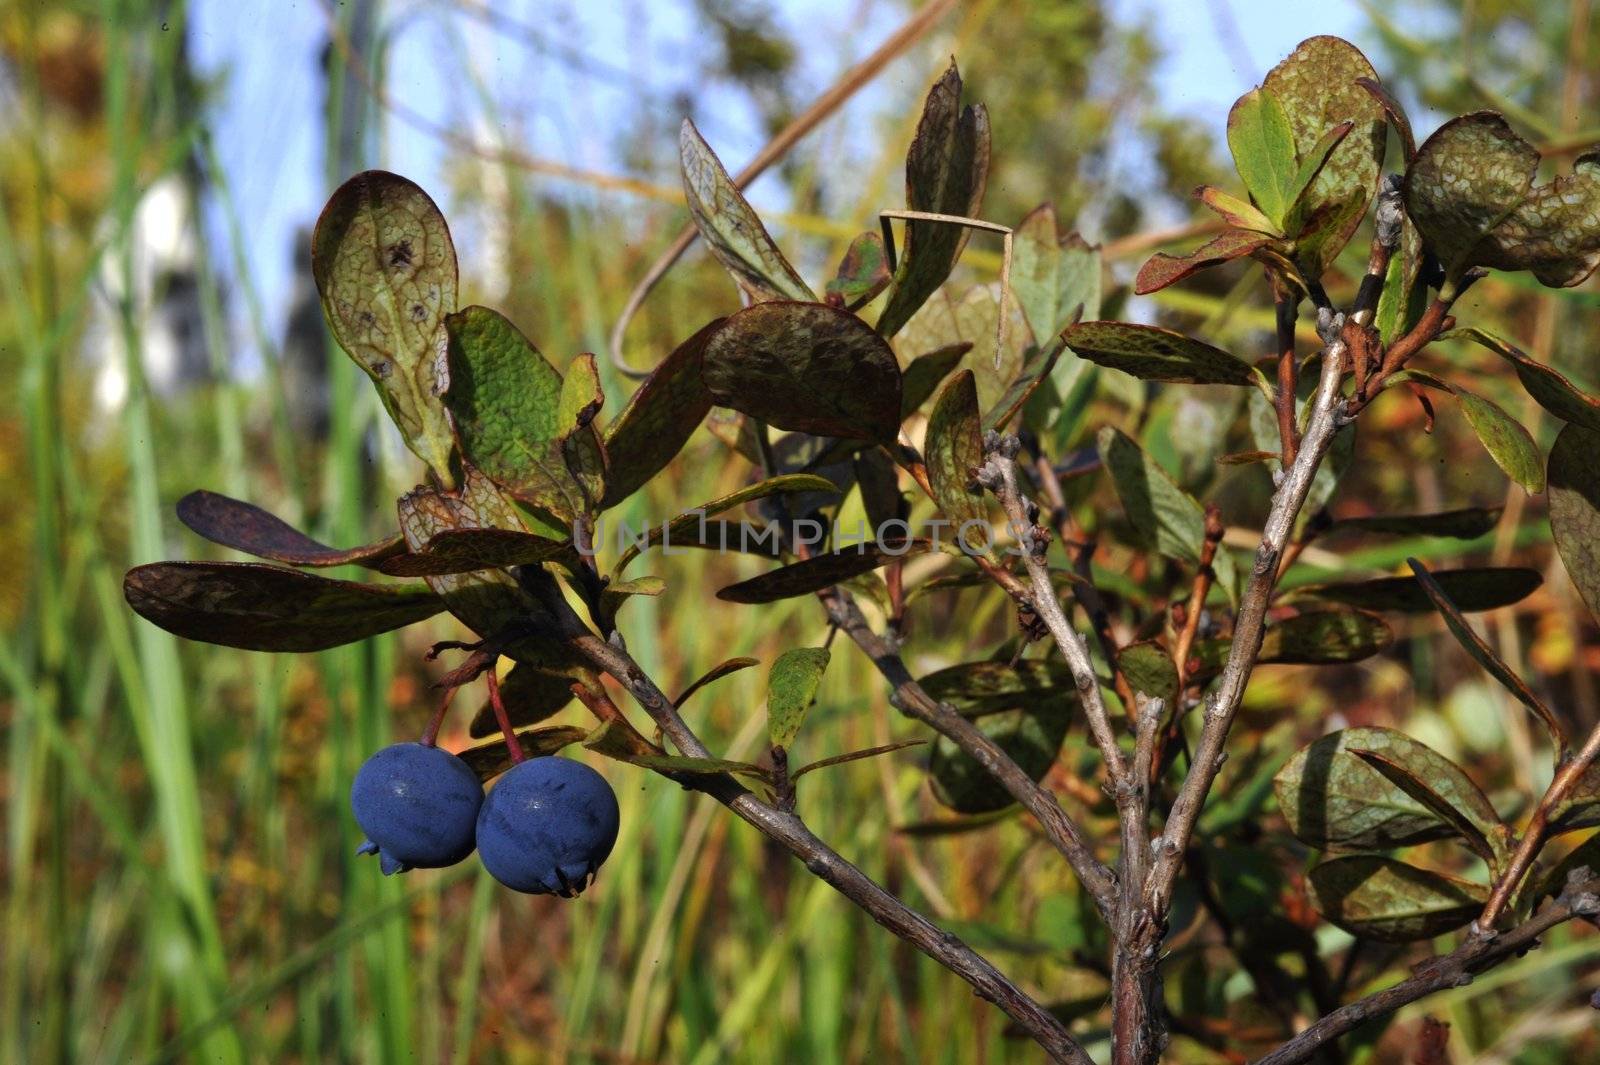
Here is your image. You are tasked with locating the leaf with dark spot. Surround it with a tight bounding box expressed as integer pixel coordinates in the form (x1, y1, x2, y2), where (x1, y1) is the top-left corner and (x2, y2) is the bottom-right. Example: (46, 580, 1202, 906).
(443, 306, 589, 521)
(826, 230, 892, 311)
(601, 318, 722, 508)
(702, 301, 903, 442)
(877, 62, 991, 339)
(1274, 726, 1503, 852)
(1407, 558, 1567, 756)
(1117, 642, 1178, 711)
(716, 541, 931, 604)
(468, 664, 579, 737)
(556, 352, 608, 508)
(929, 702, 1069, 814)
(312, 171, 458, 482)
(1064, 322, 1260, 386)
(459, 725, 591, 782)
(1296, 568, 1541, 613)
(1405, 112, 1600, 287)
(1097, 427, 1239, 602)
(1452, 326, 1600, 433)
(900, 342, 973, 418)
(1308, 856, 1486, 942)
(1134, 229, 1277, 295)
(1549, 424, 1600, 623)
(1262, 36, 1387, 278)
(925, 370, 987, 529)
(679, 118, 814, 303)
(1356, 76, 1415, 162)
(767, 647, 830, 749)
(1349, 747, 1507, 866)
(176, 490, 405, 569)
(1191, 609, 1391, 677)
(917, 659, 1078, 717)
(379, 527, 570, 577)
(123, 561, 447, 652)
(1325, 507, 1502, 540)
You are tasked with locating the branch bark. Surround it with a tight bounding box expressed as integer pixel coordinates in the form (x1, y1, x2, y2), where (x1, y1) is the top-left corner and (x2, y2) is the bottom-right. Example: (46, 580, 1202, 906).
(1254, 874, 1600, 1065)
(532, 586, 1093, 1064)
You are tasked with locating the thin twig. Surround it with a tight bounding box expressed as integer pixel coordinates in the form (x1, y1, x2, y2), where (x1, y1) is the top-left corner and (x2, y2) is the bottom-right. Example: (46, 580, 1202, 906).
(1253, 875, 1600, 1065)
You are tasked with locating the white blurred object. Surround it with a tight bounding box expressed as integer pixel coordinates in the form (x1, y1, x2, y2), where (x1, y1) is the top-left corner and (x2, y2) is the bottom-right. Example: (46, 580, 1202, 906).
(89, 174, 210, 413)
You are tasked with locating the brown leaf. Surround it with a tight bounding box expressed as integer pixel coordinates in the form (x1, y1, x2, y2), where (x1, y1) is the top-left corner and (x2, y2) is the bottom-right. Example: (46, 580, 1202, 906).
(176, 490, 405, 569)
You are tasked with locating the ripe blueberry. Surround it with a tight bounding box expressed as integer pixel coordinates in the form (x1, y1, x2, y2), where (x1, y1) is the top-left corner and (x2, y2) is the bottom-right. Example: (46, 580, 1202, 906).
(476, 757, 620, 896)
(351, 742, 483, 875)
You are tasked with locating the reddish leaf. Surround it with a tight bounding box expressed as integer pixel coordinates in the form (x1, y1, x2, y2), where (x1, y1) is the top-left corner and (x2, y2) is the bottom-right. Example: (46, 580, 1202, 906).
(1134, 229, 1276, 294)
(123, 561, 446, 652)
(177, 490, 405, 569)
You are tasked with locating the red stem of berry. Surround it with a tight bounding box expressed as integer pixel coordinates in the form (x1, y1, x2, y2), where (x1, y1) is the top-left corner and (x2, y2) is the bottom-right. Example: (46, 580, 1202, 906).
(486, 666, 526, 764)
(420, 684, 458, 748)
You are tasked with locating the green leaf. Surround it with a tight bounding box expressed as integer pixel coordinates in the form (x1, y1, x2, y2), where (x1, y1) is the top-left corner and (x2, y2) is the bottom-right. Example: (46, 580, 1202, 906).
(766, 647, 831, 749)
(792, 740, 926, 781)
(1348, 748, 1506, 866)
(1324, 507, 1503, 539)
(1549, 424, 1600, 623)
(715, 541, 930, 604)
(1096, 427, 1239, 602)
(1197, 185, 1279, 233)
(1117, 641, 1179, 711)
(1064, 322, 1259, 386)
(1282, 120, 1355, 225)
(442, 306, 588, 521)
(1227, 86, 1299, 228)
(1191, 609, 1391, 677)
(877, 62, 991, 339)
(1452, 326, 1600, 433)
(122, 562, 447, 653)
(1262, 36, 1387, 278)
(928, 702, 1070, 814)
(702, 301, 903, 442)
(1133, 229, 1277, 295)
(982, 337, 1063, 433)
(311, 171, 458, 484)
(556, 351, 608, 508)
(1274, 726, 1504, 852)
(917, 659, 1078, 716)
(678, 118, 814, 303)
(1453, 388, 1544, 493)
(377, 527, 571, 577)
(612, 473, 839, 573)
(175, 490, 406, 569)
(1296, 567, 1541, 613)
(926, 370, 987, 530)
(826, 230, 892, 312)
(468, 664, 579, 738)
(459, 725, 590, 782)
(601, 319, 722, 509)
(584, 720, 769, 780)
(1011, 204, 1101, 345)
(900, 342, 973, 418)
(1308, 856, 1486, 942)
(1407, 558, 1567, 756)
(1405, 113, 1600, 287)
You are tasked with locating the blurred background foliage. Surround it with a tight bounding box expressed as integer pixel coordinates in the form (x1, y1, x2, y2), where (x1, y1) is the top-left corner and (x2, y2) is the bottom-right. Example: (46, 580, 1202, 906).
(2, 0, 1598, 1061)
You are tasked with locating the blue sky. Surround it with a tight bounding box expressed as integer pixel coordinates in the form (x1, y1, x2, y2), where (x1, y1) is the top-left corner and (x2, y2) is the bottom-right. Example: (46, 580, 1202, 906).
(189, 0, 1367, 366)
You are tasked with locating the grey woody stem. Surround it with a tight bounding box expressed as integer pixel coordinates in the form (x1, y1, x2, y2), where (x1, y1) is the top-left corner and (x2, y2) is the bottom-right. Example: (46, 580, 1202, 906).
(537, 589, 1091, 1064)
(1148, 335, 1349, 915)
(1254, 874, 1600, 1065)
(818, 587, 1119, 917)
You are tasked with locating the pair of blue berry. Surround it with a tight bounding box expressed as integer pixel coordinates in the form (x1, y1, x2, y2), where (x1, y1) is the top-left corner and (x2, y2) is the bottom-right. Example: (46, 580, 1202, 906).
(350, 743, 619, 896)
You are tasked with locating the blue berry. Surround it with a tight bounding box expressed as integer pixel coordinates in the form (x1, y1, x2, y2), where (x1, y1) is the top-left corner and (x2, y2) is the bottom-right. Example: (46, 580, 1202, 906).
(476, 757, 620, 896)
(351, 742, 483, 875)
